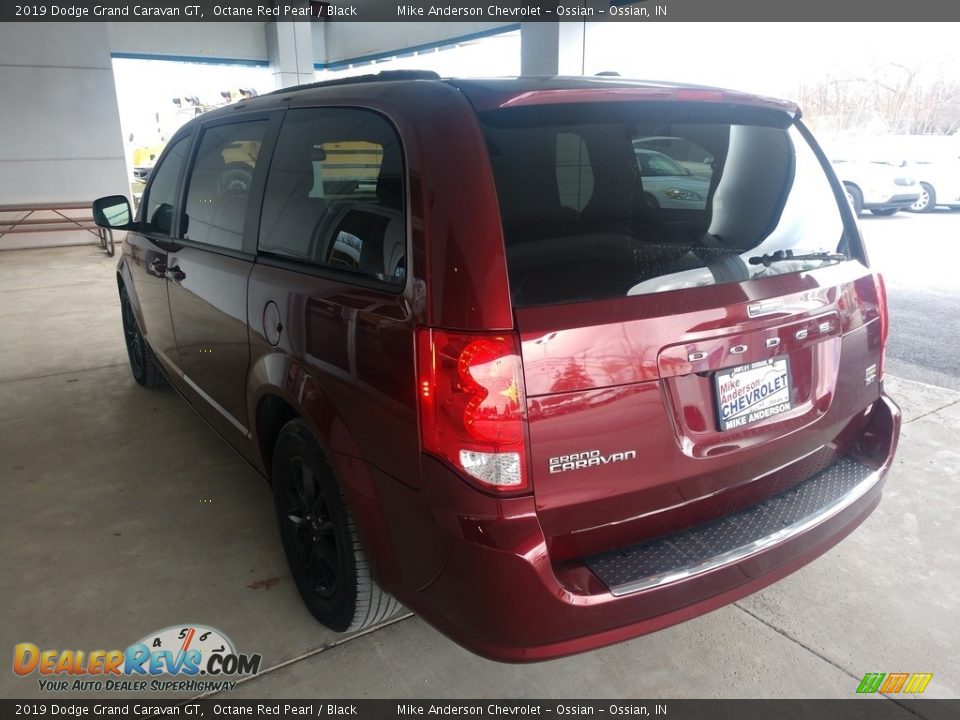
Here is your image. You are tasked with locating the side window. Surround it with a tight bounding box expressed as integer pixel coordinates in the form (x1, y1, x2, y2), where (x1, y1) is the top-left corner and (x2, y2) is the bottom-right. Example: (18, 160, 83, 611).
(143, 136, 189, 237)
(182, 121, 268, 251)
(259, 108, 406, 286)
(555, 132, 594, 213)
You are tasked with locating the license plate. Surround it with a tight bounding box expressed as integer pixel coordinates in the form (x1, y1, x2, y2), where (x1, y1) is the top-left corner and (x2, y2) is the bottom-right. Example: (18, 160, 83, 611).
(714, 356, 792, 431)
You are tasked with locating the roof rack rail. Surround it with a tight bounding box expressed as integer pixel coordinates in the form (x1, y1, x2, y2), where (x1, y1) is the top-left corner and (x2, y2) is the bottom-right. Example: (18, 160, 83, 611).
(266, 70, 442, 96)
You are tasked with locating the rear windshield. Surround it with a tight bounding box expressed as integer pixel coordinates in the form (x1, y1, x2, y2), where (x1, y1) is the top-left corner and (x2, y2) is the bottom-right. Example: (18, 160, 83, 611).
(479, 103, 851, 307)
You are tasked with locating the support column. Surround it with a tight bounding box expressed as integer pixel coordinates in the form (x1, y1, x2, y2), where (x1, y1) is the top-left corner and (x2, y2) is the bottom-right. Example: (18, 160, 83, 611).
(520, 22, 586, 76)
(266, 21, 315, 89)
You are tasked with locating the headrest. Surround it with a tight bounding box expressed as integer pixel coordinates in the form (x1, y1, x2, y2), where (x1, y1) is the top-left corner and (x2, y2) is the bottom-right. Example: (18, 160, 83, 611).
(376, 141, 404, 211)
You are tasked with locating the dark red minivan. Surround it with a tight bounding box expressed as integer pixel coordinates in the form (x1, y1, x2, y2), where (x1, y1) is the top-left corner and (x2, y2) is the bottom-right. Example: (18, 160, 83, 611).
(93, 72, 900, 662)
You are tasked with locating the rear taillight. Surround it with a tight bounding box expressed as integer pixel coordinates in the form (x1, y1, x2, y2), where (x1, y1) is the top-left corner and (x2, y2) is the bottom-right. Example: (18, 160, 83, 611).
(416, 329, 529, 493)
(874, 273, 889, 380)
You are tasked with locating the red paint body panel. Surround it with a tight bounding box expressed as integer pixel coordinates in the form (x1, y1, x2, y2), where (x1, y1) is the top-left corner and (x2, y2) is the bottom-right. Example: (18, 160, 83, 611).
(516, 263, 886, 561)
(110, 75, 900, 662)
(454, 77, 800, 115)
(383, 395, 898, 661)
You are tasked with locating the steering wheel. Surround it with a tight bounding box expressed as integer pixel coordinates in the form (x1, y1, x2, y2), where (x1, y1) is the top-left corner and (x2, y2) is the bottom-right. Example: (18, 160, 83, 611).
(220, 163, 253, 195)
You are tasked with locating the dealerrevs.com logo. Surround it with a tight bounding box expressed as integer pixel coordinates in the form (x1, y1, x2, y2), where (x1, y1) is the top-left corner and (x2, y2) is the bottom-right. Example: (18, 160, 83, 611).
(13, 625, 262, 693)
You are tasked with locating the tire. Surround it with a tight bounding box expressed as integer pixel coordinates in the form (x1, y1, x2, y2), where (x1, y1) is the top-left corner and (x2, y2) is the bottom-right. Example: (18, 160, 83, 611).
(870, 208, 899, 216)
(272, 419, 399, 633)
(909, 183, 936, 213)
(844, 184, 864, 216)
(119, 285, 165, 388)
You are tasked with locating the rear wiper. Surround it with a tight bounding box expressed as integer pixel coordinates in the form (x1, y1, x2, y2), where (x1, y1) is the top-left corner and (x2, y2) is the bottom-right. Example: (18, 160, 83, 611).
(748, 250, 847, 267)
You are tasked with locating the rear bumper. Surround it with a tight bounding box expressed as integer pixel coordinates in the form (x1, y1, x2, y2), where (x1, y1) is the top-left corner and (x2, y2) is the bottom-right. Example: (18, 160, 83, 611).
(387, 394, 900, 662)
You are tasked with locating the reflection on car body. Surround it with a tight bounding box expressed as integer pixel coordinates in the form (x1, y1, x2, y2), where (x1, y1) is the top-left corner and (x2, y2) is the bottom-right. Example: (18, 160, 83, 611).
(633, 135, 715, 177)
(634, 148, 710, 209)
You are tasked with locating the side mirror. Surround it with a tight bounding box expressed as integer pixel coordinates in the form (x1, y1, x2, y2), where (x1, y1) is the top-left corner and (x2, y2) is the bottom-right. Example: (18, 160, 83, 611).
(92, 195, 131, 229)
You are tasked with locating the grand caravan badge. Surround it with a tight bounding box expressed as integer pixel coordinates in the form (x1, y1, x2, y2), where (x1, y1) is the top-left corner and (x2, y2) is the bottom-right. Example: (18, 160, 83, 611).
(549, 449, 638, 474)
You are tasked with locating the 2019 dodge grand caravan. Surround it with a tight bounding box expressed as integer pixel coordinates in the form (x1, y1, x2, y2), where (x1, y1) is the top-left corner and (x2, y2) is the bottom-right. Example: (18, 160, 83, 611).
(93, 72, 901, 662)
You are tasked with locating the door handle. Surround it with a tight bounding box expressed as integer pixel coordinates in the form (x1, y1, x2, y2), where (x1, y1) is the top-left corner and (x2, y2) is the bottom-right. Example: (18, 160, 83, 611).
(165, 265, 185, 282)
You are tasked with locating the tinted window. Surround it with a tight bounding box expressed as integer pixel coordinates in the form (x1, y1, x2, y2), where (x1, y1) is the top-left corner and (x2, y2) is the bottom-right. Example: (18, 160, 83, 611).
(480, 105, 848, 307)
(555, 132, 594, 213)
(183, 121, 267, 251)
(634, 137, 714, 169)
(143, 136, 189, 237)
(258, 108, 406, 286)
(637, 151, 688, 177)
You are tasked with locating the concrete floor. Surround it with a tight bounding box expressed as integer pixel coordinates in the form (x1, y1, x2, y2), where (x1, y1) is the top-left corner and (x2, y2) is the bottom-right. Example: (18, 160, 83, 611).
(859, 210, 960, 391)
(1, 246, 958, 703)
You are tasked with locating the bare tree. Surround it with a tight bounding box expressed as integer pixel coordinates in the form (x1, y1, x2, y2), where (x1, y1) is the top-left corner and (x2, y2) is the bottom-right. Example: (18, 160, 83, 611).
(798, 60, 960, 136)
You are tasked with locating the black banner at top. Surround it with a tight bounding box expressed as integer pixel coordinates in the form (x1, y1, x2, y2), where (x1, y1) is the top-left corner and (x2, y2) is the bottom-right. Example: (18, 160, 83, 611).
(3, 0, 960, 22)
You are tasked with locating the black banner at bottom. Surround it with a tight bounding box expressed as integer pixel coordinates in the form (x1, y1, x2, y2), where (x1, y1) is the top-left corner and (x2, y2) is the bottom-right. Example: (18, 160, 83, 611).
(1, 700, 958, 720)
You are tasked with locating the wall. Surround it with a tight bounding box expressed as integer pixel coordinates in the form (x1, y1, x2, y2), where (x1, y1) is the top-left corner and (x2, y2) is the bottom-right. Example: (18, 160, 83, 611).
(106, 21, 505, 69)
(0, 20, 521, 251)
(320, 21, 513, 66)
(107, 22, 269, 63)
(0, 22, 129, 249)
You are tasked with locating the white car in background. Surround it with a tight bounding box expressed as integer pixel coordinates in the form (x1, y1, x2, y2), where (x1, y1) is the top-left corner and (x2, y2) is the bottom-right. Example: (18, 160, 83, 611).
(633, 136, 715, 178)
(908, 159, 960, 212)
(832, 159, 921, 216)
(634, 149, 711, 209)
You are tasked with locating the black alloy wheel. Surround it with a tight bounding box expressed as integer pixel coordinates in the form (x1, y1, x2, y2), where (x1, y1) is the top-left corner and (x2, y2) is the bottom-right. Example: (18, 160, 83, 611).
(120, 286, 163, 387)
(281, 455, 343, 602)
(271, 420, 400, 632)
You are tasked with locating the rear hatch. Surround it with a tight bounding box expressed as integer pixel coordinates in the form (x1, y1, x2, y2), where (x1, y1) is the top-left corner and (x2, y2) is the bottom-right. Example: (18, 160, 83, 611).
(472, 90, 886, 561)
